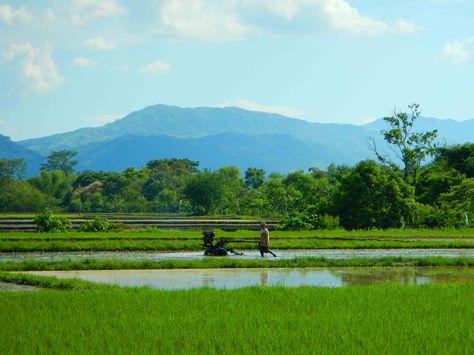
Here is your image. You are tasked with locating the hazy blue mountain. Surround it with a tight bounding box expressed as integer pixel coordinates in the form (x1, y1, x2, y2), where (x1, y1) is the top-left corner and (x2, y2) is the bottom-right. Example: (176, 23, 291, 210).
(0, 134, 44, 176)
(20, 104, 379, 157)
(13, 104, 474, 173)
(362, 117, 474, 144)
(76, 133, 343, 173)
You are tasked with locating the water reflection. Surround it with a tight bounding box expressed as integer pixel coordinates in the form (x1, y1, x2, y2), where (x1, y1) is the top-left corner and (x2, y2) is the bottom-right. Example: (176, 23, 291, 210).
(24, 266, 474, 290)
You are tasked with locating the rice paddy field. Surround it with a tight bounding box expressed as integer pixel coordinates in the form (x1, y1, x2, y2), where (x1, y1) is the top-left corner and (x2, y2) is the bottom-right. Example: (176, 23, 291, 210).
(1, 225, 474, 354)
(0, 278, 473, 354)
(1, 228, 474, 252)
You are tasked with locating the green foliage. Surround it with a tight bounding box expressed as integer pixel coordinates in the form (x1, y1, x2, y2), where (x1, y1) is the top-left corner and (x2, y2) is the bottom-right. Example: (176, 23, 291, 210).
(34, 208, 70, 232)
(244, 167, 265, 189)
(0, 158, 26, 182)
(374, 103, 438, 181)
(334, 160, 415, 229)
(79, 217, 114, 232)
(436, 143, 474, 178)
(41, 150, 78, 175)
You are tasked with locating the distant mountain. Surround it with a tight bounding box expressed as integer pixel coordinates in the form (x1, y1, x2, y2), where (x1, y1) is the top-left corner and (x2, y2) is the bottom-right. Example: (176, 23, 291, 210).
(20, 104, 380, 157)
(0, 134, 44, 176)
(11, 104, 474, 174)
(76, 133, 335, 172)
(362, 117, 474, 144)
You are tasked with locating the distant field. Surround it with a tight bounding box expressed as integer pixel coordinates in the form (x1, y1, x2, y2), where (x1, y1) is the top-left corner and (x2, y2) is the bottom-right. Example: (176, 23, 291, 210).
(1, 229, 474, 252)
(0, 277, 472, 354)
(0, 229, 474, 252)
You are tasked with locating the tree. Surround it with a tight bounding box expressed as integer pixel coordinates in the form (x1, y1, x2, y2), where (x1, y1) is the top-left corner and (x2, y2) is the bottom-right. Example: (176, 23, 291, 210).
(42, 150, 78, 175)
(372, 104, 438, 182)
(0, 159, 26, 182)
(245, 168, 265, 189)
(183, 171, 228, 215)
(435, 143, 474, 178)
(333, 160, 414, 229)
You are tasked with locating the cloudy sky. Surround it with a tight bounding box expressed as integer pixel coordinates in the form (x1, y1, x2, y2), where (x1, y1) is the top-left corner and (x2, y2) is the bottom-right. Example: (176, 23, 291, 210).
(1, 0, 473, 140)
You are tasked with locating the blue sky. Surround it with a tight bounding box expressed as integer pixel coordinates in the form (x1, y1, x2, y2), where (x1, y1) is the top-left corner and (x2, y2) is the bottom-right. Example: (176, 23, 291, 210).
(1, 0, 473, 140)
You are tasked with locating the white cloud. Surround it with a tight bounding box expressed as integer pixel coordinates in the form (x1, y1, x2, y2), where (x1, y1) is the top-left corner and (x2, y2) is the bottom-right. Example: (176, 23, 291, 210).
(73, 57, 96, 66)
(71, 0, 127, 24)
(1, 43, 64, 94)
(83, 36, 115, 50)
(159, 0, 254, 41)
(139, 60, 171, 75)
(395, 19, 420, 34)
(443, 37, 474, 63)
(0, 4, 33, 24)
(156, 0, 417, 40)
(118, 64, 130, 72)
(213, 99, 306, 118)
(318, 0, 388, 36)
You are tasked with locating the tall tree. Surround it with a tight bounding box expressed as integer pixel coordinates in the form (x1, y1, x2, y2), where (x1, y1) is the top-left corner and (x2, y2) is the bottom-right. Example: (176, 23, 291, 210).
(333, 160, 414, 229)
(245, 167, 265, 189)
(372, 103, 438, 182)
(0, 159, 27, 182)
(42, 150, 78, 175)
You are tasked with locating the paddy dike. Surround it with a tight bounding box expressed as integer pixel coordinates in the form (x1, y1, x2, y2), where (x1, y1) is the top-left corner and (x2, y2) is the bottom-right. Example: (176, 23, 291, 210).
(2, 248, 474, 263)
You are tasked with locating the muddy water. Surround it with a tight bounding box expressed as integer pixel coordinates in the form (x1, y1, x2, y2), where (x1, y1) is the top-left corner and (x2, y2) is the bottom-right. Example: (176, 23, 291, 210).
(0, 281, 37, 292)
(24, 267, 474, 290)
(2, 248, 474, 264)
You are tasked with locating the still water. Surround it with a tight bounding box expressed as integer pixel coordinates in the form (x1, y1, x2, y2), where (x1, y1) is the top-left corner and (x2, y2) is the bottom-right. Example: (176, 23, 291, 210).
(25, 267, 474, 290)
(2, 248, 474, 263)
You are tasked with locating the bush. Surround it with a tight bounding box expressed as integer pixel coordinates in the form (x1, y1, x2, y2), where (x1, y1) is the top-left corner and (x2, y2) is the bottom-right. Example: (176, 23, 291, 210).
(34, 208, 70, 232)
(277, 213, 311, 231)
(79, 217, 114, 232)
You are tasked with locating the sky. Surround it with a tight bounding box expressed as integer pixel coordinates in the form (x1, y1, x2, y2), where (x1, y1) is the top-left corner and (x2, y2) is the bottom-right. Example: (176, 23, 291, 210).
(1, 0, 473, 140)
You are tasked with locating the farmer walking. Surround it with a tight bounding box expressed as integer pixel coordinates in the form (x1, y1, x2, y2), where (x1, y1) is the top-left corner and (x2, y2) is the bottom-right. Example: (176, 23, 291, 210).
(259, 222, 276, 257)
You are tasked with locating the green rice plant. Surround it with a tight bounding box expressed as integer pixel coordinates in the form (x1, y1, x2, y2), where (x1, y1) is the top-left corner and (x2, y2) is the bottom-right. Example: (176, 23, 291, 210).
(0, 284, 473, 354)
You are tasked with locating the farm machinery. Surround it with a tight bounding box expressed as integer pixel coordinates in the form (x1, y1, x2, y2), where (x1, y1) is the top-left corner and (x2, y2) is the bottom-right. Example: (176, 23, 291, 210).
(202, 230, 247, 256)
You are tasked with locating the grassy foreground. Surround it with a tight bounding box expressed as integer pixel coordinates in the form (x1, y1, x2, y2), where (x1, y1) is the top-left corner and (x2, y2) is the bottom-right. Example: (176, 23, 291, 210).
(1, 282, 473, 354)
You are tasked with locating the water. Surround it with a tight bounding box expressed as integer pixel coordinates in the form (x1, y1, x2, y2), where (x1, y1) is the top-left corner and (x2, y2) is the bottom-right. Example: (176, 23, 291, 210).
(24, 267, 474, 290)
(2, 248, 474, 263)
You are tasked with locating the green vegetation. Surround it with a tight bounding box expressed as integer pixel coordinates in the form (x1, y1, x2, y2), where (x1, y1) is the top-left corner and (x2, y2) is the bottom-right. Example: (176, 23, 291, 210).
(33, 208, 70, 232)
(2, 123, 474, 231)
(1, 282, 473, 354)
(1, 257, 474, 272)
(1, 228, 474, 251)
(79, 216, 114, 232)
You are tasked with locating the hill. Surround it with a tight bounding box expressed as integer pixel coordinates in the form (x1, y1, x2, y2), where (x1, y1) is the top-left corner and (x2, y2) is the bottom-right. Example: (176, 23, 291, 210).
(0, 134, 44, 176)
(9, 104, 474, 174)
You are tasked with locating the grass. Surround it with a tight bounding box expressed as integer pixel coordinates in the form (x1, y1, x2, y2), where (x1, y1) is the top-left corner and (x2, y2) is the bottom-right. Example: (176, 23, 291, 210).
(1, 228, 474, 252)
(0, 282, 473, 354)
(1, 257, 474, 272)
(0, 237, 473, 252)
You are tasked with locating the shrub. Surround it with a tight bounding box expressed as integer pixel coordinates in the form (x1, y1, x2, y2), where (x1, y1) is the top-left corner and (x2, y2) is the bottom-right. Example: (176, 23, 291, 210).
(277, 213, 311, 231)
(79, 217, 114, 232)
(34, 208, 70, 232)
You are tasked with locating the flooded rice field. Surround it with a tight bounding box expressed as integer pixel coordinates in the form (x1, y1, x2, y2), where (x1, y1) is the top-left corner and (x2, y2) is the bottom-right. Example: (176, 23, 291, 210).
(2, 248, 474, 263)
(24, 267, 474, 289)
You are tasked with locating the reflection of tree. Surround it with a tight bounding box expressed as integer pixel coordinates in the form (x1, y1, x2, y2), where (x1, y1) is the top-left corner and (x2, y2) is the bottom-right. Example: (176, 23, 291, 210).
(338, 268, 420, 286)
(202, 272, 215, 287)
(260, 270, 269, 286)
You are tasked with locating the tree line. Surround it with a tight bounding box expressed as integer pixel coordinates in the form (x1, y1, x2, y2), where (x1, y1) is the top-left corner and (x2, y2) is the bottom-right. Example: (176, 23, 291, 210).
(1, 104, 473, 230)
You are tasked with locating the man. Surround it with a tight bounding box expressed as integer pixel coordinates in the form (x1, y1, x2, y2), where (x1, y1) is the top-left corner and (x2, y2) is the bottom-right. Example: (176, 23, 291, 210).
(259, 222, 277, 257)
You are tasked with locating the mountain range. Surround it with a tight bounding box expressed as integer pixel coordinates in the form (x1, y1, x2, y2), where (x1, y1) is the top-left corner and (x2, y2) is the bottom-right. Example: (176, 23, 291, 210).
(1, 104, 473, 175)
